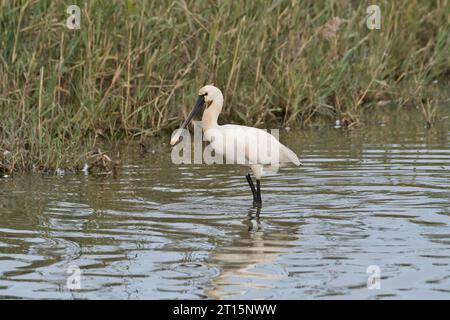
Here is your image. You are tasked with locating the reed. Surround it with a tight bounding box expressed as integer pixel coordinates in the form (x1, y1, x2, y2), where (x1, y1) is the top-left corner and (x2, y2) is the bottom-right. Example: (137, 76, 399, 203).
(1, 0, 449, 173)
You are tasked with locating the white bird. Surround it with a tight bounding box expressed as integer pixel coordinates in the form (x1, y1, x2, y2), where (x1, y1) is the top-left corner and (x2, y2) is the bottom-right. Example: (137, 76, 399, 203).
(170, 85, 301, 205)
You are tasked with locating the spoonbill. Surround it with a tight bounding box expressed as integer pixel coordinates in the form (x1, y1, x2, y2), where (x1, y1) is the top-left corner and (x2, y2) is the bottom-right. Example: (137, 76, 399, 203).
(170, 85, 301, 205)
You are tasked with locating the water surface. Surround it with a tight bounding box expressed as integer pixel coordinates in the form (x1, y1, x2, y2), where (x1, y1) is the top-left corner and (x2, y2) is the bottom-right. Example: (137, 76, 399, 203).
(1, 111, 450, 299)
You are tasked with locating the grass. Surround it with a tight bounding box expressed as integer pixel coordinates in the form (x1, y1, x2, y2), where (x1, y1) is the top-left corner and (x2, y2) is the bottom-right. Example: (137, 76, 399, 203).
(1, 0, 449, 173)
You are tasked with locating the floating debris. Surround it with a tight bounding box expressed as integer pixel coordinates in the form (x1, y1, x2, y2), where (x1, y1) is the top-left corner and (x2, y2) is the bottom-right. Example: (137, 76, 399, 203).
(86, 148, 120, 176)
(82, 163, 89, 175)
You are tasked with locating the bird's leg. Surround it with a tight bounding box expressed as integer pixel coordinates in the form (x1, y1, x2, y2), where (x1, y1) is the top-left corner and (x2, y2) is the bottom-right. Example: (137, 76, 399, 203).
(255, 180, 262, 204)
(245, 174, 257, 201)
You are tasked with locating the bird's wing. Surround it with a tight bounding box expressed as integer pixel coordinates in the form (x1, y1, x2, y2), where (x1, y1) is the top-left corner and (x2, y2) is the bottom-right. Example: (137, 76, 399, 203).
(279, 143, 302, 166)
(220, 125, 301, 166)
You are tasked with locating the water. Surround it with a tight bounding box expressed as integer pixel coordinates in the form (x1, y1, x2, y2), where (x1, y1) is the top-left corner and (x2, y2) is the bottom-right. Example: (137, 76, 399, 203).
(1, 112, 449, 299)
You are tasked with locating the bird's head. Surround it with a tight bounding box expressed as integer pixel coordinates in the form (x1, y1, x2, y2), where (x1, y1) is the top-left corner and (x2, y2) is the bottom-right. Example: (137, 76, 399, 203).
(198, 85, 221, 108)
(170, 85, 222, 146)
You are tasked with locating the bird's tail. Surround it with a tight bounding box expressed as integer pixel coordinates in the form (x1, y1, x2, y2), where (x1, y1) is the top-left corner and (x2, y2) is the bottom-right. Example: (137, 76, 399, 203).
(280, 145, 302, 166)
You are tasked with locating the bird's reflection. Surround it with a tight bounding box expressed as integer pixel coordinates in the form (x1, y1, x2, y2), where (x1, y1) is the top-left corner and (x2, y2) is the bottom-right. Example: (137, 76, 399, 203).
(243, 204, 261, 232)
(205, 204, 299, 299)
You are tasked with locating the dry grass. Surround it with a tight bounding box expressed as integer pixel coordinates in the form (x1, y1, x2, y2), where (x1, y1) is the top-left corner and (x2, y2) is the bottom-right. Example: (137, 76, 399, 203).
(1, 0, 449, 173)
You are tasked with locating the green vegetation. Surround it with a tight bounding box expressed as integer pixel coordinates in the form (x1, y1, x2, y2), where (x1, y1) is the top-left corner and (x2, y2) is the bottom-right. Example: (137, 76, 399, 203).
(1, 0, 449, 173)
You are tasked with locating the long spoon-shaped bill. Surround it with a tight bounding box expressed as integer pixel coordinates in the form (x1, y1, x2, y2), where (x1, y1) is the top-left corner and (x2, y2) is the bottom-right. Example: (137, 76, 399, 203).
(170, 95, 205, 146)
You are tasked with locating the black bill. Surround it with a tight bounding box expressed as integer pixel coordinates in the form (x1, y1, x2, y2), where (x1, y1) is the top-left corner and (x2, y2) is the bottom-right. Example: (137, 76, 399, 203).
(170, 95, 205, 146)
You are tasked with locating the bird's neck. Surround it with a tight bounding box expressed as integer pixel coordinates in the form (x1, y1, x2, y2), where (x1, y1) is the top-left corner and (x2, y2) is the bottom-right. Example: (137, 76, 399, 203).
(202, 98, 223, 132)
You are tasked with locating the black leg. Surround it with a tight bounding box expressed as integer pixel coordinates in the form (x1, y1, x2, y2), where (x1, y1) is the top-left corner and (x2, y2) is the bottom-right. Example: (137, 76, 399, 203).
(245, 174, 257, 201)
(255, 179, 262, 204)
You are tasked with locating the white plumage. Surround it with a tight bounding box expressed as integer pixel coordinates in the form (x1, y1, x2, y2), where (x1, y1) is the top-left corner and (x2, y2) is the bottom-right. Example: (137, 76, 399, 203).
(171, 85, 301, 203)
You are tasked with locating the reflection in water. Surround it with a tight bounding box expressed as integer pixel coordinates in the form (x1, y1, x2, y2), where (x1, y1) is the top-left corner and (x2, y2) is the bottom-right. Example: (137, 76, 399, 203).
(0, 111, 450, 299)
(206, 205, 299, 299)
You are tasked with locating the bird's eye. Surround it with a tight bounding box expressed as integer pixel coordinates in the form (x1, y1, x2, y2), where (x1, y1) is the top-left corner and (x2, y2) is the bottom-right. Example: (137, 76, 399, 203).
(204, 92, 208, 96)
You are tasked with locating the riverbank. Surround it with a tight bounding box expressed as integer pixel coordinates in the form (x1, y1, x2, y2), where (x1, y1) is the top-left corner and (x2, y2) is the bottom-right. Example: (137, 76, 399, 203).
(1, 1, 449, 173)
(2, 105, 449, 176)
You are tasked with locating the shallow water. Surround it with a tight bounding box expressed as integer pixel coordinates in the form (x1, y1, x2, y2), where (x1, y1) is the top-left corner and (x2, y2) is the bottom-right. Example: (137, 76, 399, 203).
(1, 111, 450, 299)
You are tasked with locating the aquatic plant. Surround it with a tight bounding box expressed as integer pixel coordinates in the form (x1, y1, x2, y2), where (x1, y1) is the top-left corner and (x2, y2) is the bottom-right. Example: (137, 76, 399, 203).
(0, 0, 449, 172)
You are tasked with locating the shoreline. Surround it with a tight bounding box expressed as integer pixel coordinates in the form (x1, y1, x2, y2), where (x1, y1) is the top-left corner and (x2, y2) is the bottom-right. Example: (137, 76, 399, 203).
(2, 106, 449, 175)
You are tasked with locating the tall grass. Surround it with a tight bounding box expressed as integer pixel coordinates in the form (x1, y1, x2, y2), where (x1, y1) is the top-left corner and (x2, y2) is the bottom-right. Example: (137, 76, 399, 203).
(1, 0, 449, 172)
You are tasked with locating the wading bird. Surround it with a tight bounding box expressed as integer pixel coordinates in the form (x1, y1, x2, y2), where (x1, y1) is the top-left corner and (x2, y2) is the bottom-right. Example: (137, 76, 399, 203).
(170, 85, 301, 205)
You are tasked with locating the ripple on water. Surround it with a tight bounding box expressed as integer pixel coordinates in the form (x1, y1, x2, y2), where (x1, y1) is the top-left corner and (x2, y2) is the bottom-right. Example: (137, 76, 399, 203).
(1, 121, 450, 299)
